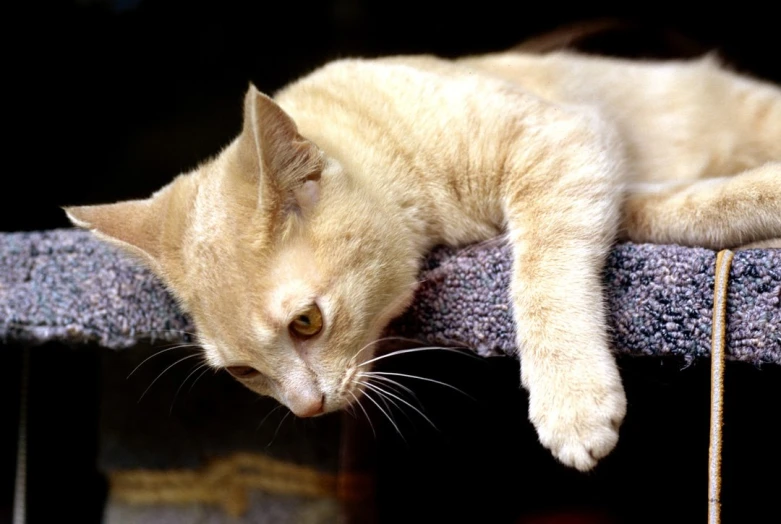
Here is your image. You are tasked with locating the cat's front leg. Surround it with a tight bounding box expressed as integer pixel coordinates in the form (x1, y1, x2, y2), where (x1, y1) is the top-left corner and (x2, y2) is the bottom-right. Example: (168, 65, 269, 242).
(503, 114, 627, 471)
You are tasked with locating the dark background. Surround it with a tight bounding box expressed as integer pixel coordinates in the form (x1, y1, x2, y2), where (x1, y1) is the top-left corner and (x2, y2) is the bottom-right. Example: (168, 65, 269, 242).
(5, 0, 781, 233)
(3, 1, 780, 523)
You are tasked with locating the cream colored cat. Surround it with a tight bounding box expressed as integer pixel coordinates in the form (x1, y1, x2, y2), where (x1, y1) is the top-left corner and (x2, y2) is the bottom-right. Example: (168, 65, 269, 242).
(65, 48, 781, 472)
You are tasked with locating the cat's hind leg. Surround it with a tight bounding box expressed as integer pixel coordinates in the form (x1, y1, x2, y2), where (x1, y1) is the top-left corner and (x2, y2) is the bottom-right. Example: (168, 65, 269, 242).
(623, 162, 781, 249)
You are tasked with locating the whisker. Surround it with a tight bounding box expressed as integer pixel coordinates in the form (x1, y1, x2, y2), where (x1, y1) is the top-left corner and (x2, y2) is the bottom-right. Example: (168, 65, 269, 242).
(351, 335, 428, 364)
(361, 379, 437, 431)
(133, 328, 199, 339)
(350, 339, 385, 364)
(268, 410, 292, 447)
(360, 346, 479, 368)
(137, 353, 201, 403)
(361, 388, 406, 443)
(127, 344, 201, 379)
(363, 371, 475, 400)
(188, 366, 213, 394)
(349, 391, 376, 438)
(158, 340, 202, 350)
(169, 360, 208, 414)
(357, 380, 408, 419)
(357, 380, 409, 424)
(256, 404, 284, 432)
(359, 373, 420, 404)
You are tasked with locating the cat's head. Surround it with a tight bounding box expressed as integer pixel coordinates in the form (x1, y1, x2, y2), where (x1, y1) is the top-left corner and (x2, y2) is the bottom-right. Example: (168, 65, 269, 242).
(65, 86, 421, 417)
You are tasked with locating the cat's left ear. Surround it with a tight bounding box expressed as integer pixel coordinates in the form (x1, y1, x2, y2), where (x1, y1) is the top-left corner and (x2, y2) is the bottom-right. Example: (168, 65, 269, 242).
(62, 183, 179, 269)
(238, 85, 324, 214)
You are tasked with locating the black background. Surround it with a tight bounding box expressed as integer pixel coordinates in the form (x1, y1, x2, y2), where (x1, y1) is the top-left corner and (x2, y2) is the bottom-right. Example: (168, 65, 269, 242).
(5, 0, 781, 232)
(3, 1, 780, 523)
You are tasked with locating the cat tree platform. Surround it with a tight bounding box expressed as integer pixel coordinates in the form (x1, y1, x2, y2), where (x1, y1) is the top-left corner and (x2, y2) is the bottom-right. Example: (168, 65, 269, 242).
(3, 230, 778, 363)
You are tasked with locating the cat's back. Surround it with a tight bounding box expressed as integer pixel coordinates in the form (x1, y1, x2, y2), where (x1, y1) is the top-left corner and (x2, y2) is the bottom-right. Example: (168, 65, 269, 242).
(272, 50, 780, 182)
(276, 51, 716, 120)
(273, 54, 515, 127)
(458, 50, 781, 179)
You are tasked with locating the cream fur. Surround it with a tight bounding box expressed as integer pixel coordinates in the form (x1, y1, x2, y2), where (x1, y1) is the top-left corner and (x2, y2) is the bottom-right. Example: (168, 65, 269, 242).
(65, 48, 781, 472)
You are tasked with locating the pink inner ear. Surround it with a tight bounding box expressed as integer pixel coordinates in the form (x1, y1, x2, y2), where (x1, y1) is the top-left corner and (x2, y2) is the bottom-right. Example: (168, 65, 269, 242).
(293, 180, 320, 211)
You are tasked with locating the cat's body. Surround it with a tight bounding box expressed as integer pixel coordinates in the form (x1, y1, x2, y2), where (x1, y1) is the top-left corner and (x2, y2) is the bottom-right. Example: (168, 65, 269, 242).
(66, 48, 781, 472)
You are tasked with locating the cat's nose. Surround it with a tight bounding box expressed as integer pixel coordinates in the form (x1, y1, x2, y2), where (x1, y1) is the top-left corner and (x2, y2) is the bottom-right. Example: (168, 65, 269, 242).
(293, 394, 325, 418)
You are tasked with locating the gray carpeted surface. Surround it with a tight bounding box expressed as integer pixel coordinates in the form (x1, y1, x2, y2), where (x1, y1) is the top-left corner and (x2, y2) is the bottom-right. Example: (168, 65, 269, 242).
(2, 229, 779, 364)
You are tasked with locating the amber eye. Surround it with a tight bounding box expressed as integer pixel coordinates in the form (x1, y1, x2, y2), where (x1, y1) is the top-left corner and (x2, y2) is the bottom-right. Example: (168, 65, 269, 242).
(289, 303, 323, 339)
(226, 366, 260, 379)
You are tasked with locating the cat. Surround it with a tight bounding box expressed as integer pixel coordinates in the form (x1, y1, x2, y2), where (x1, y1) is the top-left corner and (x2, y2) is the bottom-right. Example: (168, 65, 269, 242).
(65, 47, 781, 472)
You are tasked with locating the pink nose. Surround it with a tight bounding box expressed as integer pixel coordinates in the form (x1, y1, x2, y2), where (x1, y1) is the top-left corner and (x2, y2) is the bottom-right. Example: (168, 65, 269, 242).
(294, 394, 325, 418)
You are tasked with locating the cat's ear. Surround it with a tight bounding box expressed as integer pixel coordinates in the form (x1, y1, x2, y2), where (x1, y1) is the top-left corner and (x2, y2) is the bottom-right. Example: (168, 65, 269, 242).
(238, 84, 324, 213)
(63, 194, 167, 266)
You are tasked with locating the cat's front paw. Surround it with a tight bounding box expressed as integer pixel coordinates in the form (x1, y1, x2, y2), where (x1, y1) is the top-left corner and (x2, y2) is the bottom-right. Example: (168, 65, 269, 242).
(527, 364, 626, 472)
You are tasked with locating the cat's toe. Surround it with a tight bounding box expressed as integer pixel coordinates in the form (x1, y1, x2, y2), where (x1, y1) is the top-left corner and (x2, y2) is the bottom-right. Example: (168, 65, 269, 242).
(538, 418, 620, 472)
(553, 442, 600, 472)
(530, 376, 626, 472)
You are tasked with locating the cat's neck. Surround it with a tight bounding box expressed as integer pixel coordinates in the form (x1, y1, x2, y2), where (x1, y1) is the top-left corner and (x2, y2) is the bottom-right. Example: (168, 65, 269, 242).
(292, 120, 438, 256)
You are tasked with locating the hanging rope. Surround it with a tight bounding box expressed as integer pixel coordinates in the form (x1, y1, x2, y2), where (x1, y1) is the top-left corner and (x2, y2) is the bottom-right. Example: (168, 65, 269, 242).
(709, 249, 733, 524)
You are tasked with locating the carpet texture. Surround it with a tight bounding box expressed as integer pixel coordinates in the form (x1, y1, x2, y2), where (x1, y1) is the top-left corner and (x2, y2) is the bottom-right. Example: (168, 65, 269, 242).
(2, 229, 779, 364)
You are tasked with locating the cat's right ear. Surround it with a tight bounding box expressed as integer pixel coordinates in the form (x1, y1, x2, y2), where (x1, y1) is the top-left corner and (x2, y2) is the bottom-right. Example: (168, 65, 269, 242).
(237, 85, 324, 214)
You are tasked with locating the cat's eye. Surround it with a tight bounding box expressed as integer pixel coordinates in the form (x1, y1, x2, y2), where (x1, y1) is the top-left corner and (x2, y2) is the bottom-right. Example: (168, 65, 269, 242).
(289, 303, 323, 339)
(226, 366, 261, 379)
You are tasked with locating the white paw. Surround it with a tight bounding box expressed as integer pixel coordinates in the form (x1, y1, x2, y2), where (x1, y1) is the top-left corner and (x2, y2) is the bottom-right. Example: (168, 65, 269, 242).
(527, 366, 626, 472)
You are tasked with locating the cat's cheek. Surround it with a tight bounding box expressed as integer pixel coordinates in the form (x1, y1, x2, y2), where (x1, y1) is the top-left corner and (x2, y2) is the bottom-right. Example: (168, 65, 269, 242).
(228, 374, 270, 396)
(198, 340, 228, 369)
(245, 379, 295, 410)
(366, 284, 419, 343)
(290, 337, 317, 363)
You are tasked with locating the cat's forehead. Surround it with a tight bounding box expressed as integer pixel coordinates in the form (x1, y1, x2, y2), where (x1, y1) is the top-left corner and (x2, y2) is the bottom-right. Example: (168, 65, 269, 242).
(189, 161, 264, 235)
(184, 232, 324, 342)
